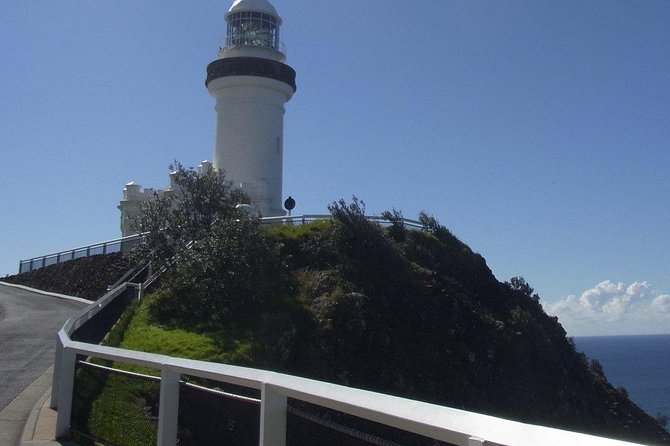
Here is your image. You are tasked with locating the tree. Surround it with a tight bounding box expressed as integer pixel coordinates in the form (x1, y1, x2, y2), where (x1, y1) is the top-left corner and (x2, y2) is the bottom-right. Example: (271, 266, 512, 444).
(380, 208, 406, 243)
(131, 161, 248, 273)
(325, 197, 412, 302)
(589, 358, 606, 378)
(418, 211, 462, 245)
(130, 162, 289, 329)
(509, 276, 534, 297)
(507, 276, 541, 302)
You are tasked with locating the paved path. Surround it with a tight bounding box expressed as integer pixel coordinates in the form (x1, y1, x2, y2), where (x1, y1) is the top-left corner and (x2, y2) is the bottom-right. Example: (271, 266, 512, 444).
(0, 283, 88, 445)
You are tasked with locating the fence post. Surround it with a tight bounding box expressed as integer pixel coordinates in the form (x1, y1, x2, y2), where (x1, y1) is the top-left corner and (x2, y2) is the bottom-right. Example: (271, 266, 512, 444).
(138, 282, 144, 301)
(260, 383, 287, 446)
(50, 335, 64, 409)
(157, 366, 180, 446)
(55, 348, 77, 439)
(468, 436, 486, 446)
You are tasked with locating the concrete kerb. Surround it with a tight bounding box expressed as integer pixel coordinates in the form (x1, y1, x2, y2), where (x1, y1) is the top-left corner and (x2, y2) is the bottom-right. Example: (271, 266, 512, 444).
(0, 366, 66, 446)
(12, 368, 79, 446)
(0, 282, 91, 304)
(20, 369, 55, 445)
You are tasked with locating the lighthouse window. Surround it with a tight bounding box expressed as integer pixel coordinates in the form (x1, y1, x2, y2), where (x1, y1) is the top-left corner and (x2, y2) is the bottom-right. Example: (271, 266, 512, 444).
(227, 12, 279, 50)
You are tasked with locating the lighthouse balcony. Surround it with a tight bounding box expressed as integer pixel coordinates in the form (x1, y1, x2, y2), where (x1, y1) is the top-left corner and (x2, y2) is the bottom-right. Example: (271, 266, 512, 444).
(224, 35, 286, 53)
(219, 39, 287, 62)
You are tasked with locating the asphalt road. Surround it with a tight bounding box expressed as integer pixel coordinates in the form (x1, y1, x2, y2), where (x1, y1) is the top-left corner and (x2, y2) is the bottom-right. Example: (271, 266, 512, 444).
(0, 284, 88, 411)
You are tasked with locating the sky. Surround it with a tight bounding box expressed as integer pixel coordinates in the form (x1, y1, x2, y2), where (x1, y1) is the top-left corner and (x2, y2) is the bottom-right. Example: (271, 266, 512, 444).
(1, 1, 668, 336)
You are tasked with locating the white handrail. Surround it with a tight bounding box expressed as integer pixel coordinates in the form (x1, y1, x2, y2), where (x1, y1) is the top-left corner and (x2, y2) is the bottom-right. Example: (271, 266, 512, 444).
(18, 233, 145, 273)
(18, 215, 424, 274)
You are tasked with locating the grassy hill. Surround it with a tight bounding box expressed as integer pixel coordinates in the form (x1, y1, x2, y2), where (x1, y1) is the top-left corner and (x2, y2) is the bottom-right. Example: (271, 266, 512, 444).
(7, 212, 669, 445)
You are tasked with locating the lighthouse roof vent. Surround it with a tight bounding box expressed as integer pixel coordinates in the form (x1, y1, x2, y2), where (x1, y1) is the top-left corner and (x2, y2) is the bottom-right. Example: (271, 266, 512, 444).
(227, 0, 279, 18)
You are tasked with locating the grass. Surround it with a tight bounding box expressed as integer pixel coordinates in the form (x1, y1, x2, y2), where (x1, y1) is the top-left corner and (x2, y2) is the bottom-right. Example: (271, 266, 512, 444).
(102, 294, 257, 373)
(74, 369, 159, 446)
(266, 217, 333, 238)
(73, 294, 256, 445)
(117, 297, 222, 366)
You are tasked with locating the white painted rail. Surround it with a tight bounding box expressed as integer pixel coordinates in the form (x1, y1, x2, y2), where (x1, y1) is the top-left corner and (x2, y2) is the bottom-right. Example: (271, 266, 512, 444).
(18, 214, 422, 274)
(51, 280, 649, 446)
(18, 233, 144, 274)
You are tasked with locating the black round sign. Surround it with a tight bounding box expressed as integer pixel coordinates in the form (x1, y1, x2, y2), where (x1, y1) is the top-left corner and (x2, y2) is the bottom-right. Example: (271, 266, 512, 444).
(284, 196, 296, 211)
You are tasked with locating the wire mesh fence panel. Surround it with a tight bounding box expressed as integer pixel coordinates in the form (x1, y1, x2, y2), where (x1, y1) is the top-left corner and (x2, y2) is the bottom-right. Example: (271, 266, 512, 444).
(71, 287, 136, 344)
(178, 380, 261, 446)
(286, 400, 456, 446)
(106, 241, 122, 254)
(71, 361, 160, 446)
(61, 251, 75, 261)
(121, 237, 142, 252)
(89, 246, 105, 256)
(74, 249, 88, 259)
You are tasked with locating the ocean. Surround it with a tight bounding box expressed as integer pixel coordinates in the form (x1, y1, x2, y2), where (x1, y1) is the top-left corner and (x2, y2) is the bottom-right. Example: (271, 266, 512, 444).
(575, 334, 670, 420)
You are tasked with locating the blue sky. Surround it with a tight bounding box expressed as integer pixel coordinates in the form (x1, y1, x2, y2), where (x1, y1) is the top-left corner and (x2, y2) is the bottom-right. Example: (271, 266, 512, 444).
(1, 1, 668, 336)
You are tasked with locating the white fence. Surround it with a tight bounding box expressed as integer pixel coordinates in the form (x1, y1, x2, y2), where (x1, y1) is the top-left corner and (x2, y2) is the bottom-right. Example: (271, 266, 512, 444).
(18, 234, 144, 274)
(51, 278, 647, 446)
(259, 214, 426, 231)
(18, 215, 423, 274)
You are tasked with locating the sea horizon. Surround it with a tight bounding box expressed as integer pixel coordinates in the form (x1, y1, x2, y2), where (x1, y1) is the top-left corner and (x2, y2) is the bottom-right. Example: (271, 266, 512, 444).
(575, 333, 670, 422)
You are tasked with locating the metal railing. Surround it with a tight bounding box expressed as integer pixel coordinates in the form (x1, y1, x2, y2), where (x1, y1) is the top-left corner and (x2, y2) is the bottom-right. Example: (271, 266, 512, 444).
(18, 234, 143, 274)
(51, 274, 646, 446)
(260, 214, 426, 230)
(219, 39, 288, 58)
(17, 215, 423, 275)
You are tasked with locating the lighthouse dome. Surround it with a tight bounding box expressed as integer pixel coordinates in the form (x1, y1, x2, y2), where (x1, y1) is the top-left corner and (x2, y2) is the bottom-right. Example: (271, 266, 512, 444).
(227, 0, 279, 19)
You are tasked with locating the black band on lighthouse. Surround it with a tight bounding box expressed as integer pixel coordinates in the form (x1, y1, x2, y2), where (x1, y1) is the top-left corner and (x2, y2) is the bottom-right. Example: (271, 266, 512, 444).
(206, 57, 297, 92)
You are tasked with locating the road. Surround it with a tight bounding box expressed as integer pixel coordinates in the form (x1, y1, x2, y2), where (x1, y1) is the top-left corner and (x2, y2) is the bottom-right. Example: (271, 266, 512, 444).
(0, 284, 88, 411)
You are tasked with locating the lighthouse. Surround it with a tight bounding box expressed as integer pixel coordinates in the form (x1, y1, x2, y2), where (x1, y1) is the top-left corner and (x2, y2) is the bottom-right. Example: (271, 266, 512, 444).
(118, 0, 295, 236)
(206, 0, 297, 217)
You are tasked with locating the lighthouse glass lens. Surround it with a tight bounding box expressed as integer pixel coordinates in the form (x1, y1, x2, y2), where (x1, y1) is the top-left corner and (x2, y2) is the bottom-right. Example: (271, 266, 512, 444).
(227, 12, 278, 49)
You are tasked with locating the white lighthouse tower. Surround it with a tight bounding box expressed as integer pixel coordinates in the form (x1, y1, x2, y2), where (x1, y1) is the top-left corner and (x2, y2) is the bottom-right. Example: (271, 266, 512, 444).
(206, 0, 296, 217)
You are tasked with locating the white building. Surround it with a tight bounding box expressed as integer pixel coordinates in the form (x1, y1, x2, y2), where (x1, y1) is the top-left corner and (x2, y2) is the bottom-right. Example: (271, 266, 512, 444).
(118, 162, 212, 237)
(119, 0, 296, 236)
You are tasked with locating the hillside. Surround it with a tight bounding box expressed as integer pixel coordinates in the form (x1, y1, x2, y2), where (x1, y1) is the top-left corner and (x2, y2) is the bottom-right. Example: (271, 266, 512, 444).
(6, 211, 669, 444)
(139, 199, 669, 445)
(269, 209, 670, 444)
(3, 252, 134, 301)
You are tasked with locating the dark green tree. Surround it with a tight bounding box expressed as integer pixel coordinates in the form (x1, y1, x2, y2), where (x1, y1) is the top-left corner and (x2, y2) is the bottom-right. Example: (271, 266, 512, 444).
(506, 276, 541, 302)
(131, 161, 248, 273)
(130, 162, 289, 329)
(380, 208, 406, 243)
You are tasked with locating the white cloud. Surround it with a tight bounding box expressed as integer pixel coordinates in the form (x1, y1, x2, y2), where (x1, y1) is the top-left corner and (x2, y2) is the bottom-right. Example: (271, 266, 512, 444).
(651, 294, 670, 313)
(544, 281, 670, 336)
